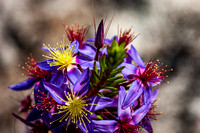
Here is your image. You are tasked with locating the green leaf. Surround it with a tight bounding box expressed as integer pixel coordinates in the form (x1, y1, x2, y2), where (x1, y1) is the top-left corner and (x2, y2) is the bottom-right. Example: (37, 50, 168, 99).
(104, 86, 117, 91)
(107, 76, 123, 82)
(110, 78, 127, 86)
(99, 54, 106, 77)
(88, 39, 127, 97)
(106, 39, 127, 69)
(110, 66, 125, 77)
(91, 61, 100, 84)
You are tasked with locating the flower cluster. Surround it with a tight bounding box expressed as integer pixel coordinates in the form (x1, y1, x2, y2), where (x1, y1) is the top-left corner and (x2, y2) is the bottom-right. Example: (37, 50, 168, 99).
(9, 19, 171, 133)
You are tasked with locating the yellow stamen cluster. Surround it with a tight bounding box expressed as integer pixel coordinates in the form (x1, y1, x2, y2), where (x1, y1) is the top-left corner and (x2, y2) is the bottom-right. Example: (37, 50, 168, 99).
(43, 36, 77, 71)
(50, 91, 92, 132)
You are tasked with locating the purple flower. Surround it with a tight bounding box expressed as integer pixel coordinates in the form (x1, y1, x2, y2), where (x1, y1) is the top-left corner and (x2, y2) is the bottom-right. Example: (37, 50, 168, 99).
(139, 89, 160, 133)
(121, 45, 169, 109)
(26, 81, 57, 127)
(42, 68, 113, 132)
(38, 39, 99, 84)
(9, 55, 49, 91)
(93, 86, 151, 133)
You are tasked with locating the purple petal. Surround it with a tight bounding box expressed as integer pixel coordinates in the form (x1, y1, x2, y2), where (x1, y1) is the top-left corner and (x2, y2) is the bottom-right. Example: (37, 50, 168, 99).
(122, 80, 144, 109)
(43, 82, 67, 105)
(73, 68, 90, 96)
(77, 56, 100, 70)
(41, 45, 50, 52)
(141, 117, 153, 133)
(9, 78, 36, 91)
(87, 96, 113, 112)
(26, 108, 43, 121)
(67, 67, 81, 85)
(81, 61, 100, 70)
(130, 45, 145, 68)
(92, 120, 117, 133)
(78, 44, 97, 59)
(86, 38, 95, 42)
(132, 103, 151, 125)
(37, 59, 55, 71)
(107, 96, 118, 107)
(77, 55, 93, 61)
(104, 38, 112, 44)
(78, 115, 93, 133)
(143, 86, 151, 104)
(118, 86, 131, 118)
(124, 52, 132, 63)
(131, 99, 139, 109)
(70, 40, 79, 54)
(49, 71, 65, 87)
(121, 63, 138, 79)
(48, 111, 69, 129)
(34, 80, 47, 103)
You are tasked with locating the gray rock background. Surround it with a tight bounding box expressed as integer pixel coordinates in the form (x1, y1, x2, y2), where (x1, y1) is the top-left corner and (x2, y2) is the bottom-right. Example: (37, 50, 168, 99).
(0, 0, 200, 132)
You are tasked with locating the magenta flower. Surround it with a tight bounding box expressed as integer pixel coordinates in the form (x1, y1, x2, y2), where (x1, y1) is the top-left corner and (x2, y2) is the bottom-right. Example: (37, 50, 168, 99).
(93, 86, 152, 133)
(121, 45, 169, 109)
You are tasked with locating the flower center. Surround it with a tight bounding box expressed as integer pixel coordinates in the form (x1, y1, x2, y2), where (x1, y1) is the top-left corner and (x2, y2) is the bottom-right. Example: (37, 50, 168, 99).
(132, 58, 171, 86)
(43, 37, 77, 71)
(115, 121, 141, 133)
(50, 91, 92, 132)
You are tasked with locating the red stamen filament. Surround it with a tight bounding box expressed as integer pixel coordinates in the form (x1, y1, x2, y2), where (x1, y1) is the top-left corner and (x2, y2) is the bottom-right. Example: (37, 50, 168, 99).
(118, 28, 138, 47)
(115, 119, 141, 133)
(147, 100, 162, 120)
(137, 58, 171, 85)
(20, 54, 48, 79)
(35, 90, 56, 115)
(64, 24, 90, 48)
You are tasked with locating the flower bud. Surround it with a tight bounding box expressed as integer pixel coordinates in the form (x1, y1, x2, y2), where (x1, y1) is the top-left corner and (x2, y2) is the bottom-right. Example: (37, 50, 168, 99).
(95, 19, 104, 49)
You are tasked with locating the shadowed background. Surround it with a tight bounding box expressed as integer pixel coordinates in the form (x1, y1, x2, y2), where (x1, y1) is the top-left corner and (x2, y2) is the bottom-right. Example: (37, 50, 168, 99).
(0, 0, 200, 133)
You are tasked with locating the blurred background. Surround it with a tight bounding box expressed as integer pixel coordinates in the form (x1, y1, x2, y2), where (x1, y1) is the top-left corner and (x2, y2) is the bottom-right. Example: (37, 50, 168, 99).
(0, 0, 200, 133)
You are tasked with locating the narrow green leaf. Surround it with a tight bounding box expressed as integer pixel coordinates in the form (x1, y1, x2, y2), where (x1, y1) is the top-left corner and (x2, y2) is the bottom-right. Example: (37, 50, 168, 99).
(104, 86, 117, 91)
(99, 54, 106, 77)
(110, 78, 127, 86)
(110, 66, 125, 77)
(93, 71, 100, 80)
(91, 61, 99, 84)
(107, 76, 123, 82)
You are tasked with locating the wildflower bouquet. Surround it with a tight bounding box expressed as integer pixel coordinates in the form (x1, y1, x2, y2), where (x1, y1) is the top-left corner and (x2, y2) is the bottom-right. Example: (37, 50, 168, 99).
(9, 19, 171, 133)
